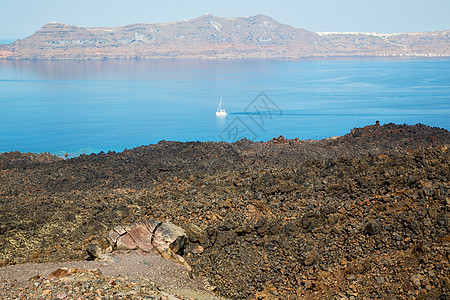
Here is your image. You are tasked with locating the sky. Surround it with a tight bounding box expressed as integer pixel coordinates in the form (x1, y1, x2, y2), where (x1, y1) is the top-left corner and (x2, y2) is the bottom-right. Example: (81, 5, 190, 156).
(1, 0, 450, 39)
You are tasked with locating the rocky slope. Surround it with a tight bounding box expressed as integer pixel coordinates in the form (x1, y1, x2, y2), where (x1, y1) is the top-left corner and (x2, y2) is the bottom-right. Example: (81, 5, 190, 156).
(0, 15, 448, 59)
(0, 123, 449, 299)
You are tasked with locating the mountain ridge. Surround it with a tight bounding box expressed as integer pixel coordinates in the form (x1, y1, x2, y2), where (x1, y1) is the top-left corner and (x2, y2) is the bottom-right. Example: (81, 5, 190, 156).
(1, 14, 448, 59)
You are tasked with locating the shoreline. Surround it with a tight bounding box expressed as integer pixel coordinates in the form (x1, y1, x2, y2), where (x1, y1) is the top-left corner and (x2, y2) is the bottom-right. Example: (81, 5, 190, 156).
(2, 54, 450, 61)
(1, 122, 449, 159)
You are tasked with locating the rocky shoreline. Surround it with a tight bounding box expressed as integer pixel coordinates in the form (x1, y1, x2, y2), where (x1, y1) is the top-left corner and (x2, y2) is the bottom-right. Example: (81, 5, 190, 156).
(0, 123, 449, 299)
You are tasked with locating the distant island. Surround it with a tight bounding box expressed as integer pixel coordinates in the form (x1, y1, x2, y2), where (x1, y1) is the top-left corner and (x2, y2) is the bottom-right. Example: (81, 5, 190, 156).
(0, 14, 449, 60)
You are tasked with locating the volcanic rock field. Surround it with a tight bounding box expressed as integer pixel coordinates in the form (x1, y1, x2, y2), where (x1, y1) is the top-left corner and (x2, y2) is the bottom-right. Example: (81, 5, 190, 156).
(0, 123, 449, 299)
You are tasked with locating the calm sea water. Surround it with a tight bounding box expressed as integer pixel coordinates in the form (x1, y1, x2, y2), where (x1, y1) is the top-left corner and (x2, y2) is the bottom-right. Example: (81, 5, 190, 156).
(0, 39, 13, 45)
(0, 58, 449, 156)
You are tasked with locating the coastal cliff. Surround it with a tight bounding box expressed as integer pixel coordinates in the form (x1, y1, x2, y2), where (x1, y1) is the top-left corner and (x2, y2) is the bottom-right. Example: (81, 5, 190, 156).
(1, 14, 449, 59)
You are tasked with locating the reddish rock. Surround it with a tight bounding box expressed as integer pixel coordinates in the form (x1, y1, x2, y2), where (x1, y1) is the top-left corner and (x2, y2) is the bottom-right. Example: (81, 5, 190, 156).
(144, 219, 160, 233)
(48, 268, 70, 279)
(192, 245, 204, 254)
(106, 220, 187, 256)
(48, 268, 102, 280)
(125, 222, 154, 252)
(116, 233, 137, 250)
(56, 292, 67, 299)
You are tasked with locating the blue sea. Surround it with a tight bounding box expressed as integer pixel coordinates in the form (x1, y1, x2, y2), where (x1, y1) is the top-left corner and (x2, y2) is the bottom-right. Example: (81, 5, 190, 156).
(0, 39, 14, 45)
(0, 58, 449, 156)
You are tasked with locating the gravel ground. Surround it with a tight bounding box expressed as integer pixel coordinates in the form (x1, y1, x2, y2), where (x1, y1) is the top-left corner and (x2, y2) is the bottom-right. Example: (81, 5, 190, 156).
(0, 251, 220, 299)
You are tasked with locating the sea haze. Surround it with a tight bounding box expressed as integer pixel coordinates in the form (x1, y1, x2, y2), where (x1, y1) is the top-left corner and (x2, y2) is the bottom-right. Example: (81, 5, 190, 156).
(0, 58, 449, 156)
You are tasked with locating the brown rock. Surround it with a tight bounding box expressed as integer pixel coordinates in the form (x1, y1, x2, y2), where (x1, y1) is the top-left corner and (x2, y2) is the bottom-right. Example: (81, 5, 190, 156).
(184, 224, 208, 245)
(48, 267, 70, 279)
(107, 230, 120, 245)
(410, 274, 423, 288)
(86, 244, 102, 260)
(304, 249, 320, 266)
(153, 222, 186, 254)
(48, 268, 102, 280)
(113, 225, 127, 235)
(376, 277, 385, 284)
(364, 221, 380, 236)
(403, 281, 415, 292)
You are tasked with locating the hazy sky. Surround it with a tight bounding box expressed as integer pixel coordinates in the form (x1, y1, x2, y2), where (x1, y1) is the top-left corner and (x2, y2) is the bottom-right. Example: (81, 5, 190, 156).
(1, 0, 449, 39)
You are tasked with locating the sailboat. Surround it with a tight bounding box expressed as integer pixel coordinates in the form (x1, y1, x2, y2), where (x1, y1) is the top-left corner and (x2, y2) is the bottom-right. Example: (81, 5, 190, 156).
(216, 97, 228, 116)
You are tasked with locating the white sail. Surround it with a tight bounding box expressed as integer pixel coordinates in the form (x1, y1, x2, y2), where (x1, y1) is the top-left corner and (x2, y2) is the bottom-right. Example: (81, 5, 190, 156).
(216, 97, 228, 116)
(217, 97, 223, 112)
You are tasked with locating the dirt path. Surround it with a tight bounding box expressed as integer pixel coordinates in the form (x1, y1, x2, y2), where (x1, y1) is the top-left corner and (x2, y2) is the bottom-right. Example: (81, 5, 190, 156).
(0, 251, 221, 299)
